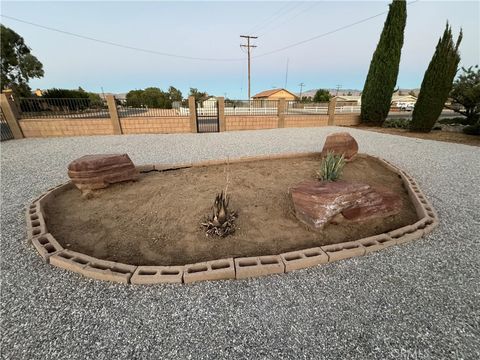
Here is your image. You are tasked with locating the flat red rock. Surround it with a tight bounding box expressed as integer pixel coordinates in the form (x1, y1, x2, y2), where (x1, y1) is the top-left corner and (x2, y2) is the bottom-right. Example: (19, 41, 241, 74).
(321, 132, 358, 160)
(290, 180, 401, 230)
(68, 154, 139, 192)
(341, 186, 402, 222)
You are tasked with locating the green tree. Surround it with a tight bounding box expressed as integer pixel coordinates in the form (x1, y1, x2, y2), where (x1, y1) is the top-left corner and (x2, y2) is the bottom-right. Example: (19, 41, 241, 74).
(126, 89, 144, 107)
(0, 25, 44, 96)
(189, 88, 209, 103)
(40, 87, 104, 110)
(313, 89, 331, 102)
(408, 90, 417, 97)
(142, 87, 171, 108)
(168, 86, 183, 103)
(360, 0, 407, 125)
(125, 87, 173, 108)
(446, 65, 480, 124)
(42, 88, 89, 99)
(410, 24, 462, 132)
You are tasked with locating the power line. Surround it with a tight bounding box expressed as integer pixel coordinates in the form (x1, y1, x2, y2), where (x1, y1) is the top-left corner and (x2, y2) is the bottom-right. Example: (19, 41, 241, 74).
(250, 2, 306, 35)
(257, 1, 321, 38)
(253, 0, 419, 59)
(246, 1, 298, 35)
(0, 14, 244, 62)
(1, 2, 419, 62)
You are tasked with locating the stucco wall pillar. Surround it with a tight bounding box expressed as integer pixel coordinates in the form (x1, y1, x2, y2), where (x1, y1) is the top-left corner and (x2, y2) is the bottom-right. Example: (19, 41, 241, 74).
(0, 93, 24, 139)
(327, 97, 337, 125)
(106, 95, 122, 135)
(277, 98, 286, 128)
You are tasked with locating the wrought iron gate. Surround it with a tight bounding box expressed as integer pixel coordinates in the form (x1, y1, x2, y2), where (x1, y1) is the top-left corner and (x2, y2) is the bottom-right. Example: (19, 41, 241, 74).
(195, 100, 219, 133)
(0, 107, 14, 141)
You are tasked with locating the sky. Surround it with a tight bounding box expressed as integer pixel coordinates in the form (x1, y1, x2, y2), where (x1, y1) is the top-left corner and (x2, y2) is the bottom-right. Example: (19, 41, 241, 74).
(1, 1, 479, 98)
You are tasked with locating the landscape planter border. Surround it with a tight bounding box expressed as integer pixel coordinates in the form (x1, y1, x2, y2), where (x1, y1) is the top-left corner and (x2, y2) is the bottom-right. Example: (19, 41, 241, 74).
(25, 152, 439, 284)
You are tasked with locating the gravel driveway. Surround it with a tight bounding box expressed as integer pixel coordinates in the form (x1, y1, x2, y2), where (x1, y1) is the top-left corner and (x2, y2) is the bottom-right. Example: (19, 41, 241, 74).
(1, 127, 479, 360)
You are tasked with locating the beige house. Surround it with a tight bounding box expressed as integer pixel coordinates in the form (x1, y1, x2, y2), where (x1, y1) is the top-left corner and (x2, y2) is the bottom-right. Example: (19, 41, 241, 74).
(391, 94, 417, 106)
(202, 96, 217, 108)
(336, 95, 361, 106)
(252, 88, 297, 100)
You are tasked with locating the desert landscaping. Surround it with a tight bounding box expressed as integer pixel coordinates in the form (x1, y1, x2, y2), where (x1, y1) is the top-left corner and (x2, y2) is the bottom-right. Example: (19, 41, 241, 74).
(1, 0, 479, 359)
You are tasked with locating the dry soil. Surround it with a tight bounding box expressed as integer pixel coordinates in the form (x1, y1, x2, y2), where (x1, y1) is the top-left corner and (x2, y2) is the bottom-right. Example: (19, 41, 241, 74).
(44, 155, 418, 265)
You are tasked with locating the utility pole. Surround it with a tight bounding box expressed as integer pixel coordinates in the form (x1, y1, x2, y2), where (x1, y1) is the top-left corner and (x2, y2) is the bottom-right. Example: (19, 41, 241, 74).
(335, 84, 342, 96)
(284, 58, 289, 89)
(240, 35, 258, 99)
(298, 82, 305, 99)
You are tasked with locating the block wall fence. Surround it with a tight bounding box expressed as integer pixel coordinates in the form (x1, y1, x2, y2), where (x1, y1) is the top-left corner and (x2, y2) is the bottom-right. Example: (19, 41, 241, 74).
(0, 94, 361, 139)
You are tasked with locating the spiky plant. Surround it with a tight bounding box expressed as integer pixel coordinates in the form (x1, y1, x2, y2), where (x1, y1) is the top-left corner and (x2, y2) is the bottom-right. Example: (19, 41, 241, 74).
(317, 152, 346, 182)
(202, 191, 237, 237)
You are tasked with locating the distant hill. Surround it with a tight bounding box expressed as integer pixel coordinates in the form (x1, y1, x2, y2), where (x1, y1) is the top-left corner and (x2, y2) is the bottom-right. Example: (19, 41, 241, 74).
(95, 92, 127, 100)
(297, 88, 420, 98)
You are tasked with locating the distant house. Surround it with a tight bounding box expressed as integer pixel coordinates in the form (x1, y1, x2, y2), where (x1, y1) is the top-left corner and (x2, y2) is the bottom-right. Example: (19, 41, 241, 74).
(252, 88, 297, 100)
(202, 96, 217, 108)
(391, 94, 417, 110)
(336, 95, 361, 106)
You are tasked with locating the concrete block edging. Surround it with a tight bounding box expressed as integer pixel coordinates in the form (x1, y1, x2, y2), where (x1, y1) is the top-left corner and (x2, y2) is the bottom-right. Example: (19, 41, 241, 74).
(26, 153, 439, 284)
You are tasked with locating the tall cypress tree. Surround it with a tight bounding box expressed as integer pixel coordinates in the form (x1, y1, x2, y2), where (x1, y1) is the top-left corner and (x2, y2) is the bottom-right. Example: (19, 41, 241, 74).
(361, 0, 407, 125)
(410, 24, 462, 132)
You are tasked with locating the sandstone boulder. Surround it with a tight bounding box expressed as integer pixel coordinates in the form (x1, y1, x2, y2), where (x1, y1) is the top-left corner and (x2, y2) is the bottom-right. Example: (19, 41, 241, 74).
(68, 154, 139, 192)
(341, 186, 402, 222)
(290, 180, 401, 230)
(321, 132, 358, 160)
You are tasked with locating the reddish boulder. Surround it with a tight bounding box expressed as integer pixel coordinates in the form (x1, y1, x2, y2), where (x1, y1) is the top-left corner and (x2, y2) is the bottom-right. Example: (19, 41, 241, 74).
(290, 180, 370, 229)
(290, 180, 401, 230)
(341, 186, 402, 222)
(68, 154, 139, 192)
(321, 132, 358, 160)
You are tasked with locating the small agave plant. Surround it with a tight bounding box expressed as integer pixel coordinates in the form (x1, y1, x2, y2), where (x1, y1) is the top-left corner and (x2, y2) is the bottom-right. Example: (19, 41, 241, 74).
(202, 191, 237, 237)
(317, 151, 346, 182)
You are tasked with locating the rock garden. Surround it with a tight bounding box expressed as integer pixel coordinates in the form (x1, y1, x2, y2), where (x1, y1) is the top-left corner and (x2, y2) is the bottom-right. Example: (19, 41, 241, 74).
(26, 132, 438, 284)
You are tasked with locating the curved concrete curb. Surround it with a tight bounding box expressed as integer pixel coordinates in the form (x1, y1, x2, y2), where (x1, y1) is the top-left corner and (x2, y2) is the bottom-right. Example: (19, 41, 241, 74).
(26, 153, 439, 285)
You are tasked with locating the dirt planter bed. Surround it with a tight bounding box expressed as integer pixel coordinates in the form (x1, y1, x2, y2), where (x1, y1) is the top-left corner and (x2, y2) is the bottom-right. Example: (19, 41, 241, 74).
(26, 153, 439, 284)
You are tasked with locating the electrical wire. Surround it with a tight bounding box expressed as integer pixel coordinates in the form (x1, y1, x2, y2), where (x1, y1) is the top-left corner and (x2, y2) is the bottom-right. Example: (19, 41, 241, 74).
(0, 14, 244, 62)
(253, 0, 419, 59)
(1, 2, 419, 62)
(248, 1, 306, 35)
(246, 1, 297, 35)
(257, 1, 321, 38)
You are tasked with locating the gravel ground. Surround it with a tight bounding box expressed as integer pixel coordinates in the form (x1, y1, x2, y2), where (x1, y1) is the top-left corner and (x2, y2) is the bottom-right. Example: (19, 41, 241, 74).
(1, 127, 479, 360)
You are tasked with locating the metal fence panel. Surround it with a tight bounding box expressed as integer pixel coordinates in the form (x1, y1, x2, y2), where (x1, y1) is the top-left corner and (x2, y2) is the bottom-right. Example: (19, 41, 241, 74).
(225, 100, 278, 116)
(19, 98, 109, 119)
(117, 105, 188, 117)
(1, 107, 14, 141)
(335, 105, 361, 114)
(195, 101, 219, 132)
(286, 101, 329, 115)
